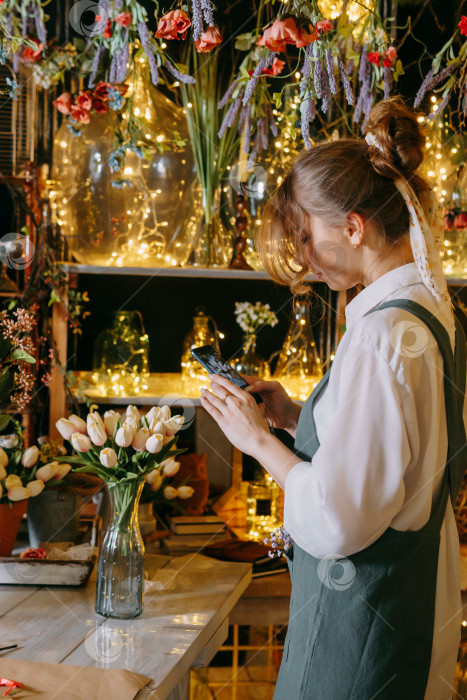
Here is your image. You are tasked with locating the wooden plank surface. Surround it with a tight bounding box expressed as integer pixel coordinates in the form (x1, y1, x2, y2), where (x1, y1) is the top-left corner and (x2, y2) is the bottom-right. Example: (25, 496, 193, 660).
(0, 554, 251, 700)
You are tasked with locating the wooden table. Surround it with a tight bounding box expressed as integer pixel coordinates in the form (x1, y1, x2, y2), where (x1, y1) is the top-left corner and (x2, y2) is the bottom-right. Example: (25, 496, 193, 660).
(0, 553, 251, 699)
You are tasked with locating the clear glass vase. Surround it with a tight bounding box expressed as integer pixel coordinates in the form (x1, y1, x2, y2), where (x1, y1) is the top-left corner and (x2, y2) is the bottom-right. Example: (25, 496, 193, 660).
(92, 310, 150, 397)
(95, 481, 145, 619)
(232, 333, 269, 379)
(193, 189, 233, 268)
(273, 299, 323, 401)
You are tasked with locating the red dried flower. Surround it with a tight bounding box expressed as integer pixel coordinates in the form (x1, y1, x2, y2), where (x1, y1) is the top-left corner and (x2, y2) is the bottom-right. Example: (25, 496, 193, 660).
(367, 51, 381, 66)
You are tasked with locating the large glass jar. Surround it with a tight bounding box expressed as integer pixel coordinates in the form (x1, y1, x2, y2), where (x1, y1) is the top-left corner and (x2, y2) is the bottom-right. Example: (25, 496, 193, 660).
(246, 473, 281, 541)
(273, 300, 322, 401)
(52, 71, 202, 267)
(95, 481, 145, 619)
(92, 310, 149, 397)
(181, 307, 220, 391)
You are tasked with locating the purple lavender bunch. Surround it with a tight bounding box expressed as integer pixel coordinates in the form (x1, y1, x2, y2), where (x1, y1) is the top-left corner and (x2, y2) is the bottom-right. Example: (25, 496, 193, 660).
(320, 62, 330, 113)
(242, 105, 251, 153)
(238, 102, 249, 133)
(299, 48, 312, 96)
(218, 92, 243, 138)
(33, 5, 47, 46)
(164, 60, 196, 85)
(414, 62, 458, 109)
(138, 21, 159, 86)
(191, 0, 203, 42)
(115, 34, 129, 83)
(88, 45, 104, 88)
(338, 59, 354, 105)
(300, 96, 316, 150)
(109, 53, 117, 83)
(258, 114, 268, 151)
(264, 526, 293, 558)
(325, 49, 337, 95)
(243, 52, 277, 105)
(218, 81, 237, 110)
(200, 0, 215, 27)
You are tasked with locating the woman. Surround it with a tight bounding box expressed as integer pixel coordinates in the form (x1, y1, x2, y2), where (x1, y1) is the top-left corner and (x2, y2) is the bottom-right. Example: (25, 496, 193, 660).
(199, 98, 467, 699)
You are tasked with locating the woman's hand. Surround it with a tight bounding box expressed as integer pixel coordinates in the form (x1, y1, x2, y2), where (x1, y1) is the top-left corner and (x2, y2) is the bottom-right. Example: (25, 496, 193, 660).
(199, 375, 271, 460)
(242, 376, 302, 436)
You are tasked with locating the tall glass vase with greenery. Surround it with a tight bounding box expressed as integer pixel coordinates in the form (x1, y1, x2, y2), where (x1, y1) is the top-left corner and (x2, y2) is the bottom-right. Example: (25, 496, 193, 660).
(181, 46, 240, 267)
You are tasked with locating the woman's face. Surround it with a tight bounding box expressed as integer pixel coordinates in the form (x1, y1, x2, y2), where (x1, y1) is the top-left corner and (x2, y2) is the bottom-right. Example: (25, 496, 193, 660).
(297, 214, 361, 291)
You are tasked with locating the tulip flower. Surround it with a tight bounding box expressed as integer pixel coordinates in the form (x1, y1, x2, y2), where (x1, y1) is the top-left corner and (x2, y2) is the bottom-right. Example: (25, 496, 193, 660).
(162, 458, 180, 477)
(87, 412, 107, 446)
(5, 474, 22, 489)
(22, 445, 40, 468)
(27, 479, 45, 497)
(100, 447, 118, 468)
(55, 463, 72, 480)
(0, 464, 6, 481)
(123, 417, 138, 434)
(125, 405, 139, 423)
(71, 432, 92, 452)
(0, 446, 8, 468)
(8, 485, 30, 501)
(68, 414, 87, 433)
(164, 415, 185, 436)
(146, 433, 164, 454)
(0, 434, 18, 449)
(145, 406, 162, 423)
(146, 469, 162, 491)
(56, 417, 78, 440)
(177, 485, 194, 499)
(115, 425, 134, 448)
(149, 418, 165, 435)
(132, 427, 150, 451)
(163, 485, 178, 500)
(35, 462, 59, 482)
(104, 410, 121, 436)
(160, 405, 171, 421)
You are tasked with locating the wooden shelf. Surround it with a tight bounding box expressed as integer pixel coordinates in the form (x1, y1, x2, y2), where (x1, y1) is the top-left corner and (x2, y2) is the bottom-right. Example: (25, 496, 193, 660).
(69, 371, 308, 406)
(445, 275, 467, 287)
(59, 262, 317, 282)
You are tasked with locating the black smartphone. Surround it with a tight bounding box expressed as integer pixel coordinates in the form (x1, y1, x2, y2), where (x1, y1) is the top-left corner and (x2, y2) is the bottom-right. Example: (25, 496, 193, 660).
(190, 344, 263, 404)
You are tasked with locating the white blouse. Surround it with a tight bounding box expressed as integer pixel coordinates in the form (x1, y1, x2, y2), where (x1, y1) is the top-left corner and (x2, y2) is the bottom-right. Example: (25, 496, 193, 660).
(284, 262, 465, 700)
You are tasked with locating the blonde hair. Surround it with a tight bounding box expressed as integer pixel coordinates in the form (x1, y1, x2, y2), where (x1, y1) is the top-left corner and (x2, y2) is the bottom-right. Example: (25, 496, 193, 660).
(256, 97, 429, 294)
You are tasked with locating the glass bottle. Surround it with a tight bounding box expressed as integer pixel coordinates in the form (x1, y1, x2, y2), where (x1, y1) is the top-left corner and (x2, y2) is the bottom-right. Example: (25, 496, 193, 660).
(92, 310, 150, 397)
(181, 307, 220, 391)
(95, 481, 145, 619)
(246, 472, 280, 542)
(273, 299, 322, 401)
(232, 333, 270, 378)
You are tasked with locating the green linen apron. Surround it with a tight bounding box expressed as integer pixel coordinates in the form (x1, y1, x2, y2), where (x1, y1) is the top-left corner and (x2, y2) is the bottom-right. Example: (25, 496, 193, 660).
(274, 299, 467, 700)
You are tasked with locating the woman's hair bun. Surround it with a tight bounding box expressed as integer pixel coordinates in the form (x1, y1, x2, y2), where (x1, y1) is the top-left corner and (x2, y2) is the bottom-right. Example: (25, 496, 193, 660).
(364, 97, 426, 181)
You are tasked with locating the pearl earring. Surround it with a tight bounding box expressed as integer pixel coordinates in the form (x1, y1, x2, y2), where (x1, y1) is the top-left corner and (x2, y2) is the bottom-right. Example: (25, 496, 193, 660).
(353, 243, 358, 249)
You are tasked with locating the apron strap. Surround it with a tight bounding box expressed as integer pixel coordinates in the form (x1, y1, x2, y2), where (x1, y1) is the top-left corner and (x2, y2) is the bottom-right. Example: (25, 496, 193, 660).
(369, 299, 467, 528)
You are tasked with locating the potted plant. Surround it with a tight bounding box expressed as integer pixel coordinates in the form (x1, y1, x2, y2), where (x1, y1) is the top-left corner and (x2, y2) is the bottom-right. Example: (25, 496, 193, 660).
(0, 436, 70, 557)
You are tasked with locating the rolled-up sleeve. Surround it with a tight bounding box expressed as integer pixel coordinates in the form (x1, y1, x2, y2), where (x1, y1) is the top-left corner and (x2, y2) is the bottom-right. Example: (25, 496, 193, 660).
(284, 339, 412, 559)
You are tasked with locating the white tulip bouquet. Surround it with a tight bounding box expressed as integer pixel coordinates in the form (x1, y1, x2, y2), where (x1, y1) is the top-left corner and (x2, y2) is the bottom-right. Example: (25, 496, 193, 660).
(0, 441, 72, 505)
(56, 404, 187, 487)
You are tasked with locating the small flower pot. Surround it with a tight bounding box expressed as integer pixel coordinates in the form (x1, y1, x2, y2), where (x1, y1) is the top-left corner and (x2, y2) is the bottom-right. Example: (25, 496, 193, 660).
(0, 500, 28, 556)
(27, 490, 83, 548)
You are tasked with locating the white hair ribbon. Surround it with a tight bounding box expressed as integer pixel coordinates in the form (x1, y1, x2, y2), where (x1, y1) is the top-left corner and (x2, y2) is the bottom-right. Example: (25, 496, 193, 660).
(365, 131, 452, 311)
